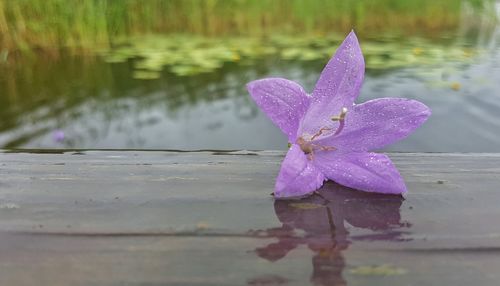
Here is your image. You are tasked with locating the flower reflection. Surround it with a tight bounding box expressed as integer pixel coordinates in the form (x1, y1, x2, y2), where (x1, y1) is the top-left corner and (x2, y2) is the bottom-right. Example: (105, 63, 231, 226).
(254, 182, 410, 286)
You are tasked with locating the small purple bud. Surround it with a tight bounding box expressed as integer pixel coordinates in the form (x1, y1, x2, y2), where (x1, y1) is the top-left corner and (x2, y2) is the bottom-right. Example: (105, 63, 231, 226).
(53, 130, 65, 143)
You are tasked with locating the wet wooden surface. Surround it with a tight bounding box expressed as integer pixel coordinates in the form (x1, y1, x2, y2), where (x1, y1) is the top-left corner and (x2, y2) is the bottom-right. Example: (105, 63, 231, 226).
(1, 150, 500, 286)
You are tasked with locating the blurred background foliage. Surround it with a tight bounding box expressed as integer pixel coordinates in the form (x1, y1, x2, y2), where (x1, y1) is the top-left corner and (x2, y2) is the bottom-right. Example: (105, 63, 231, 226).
(0, 0, 495, 54)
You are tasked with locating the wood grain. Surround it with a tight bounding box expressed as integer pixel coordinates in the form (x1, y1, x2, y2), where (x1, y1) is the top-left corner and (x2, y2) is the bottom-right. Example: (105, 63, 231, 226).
(1, 150, 499, 286)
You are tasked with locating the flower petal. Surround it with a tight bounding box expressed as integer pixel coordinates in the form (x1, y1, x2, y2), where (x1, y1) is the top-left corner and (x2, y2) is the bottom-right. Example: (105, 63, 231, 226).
(247, 78, 310, 142)
(299, 31, 365, 137)
(314, 151, 407, 194)
(274, 144, 325, 198)
(315, 98, 431, 151)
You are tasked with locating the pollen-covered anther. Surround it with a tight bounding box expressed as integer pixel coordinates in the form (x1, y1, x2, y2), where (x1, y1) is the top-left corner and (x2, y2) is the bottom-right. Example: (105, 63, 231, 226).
(331, 107, 348, 136)
(331, 107, 348, 121)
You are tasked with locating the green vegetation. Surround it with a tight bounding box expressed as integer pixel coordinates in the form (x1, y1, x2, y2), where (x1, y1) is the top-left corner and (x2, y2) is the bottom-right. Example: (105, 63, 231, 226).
(104, 34, 480, 78)
(0, 0, 495, 79)
(0, 0, 494, 54)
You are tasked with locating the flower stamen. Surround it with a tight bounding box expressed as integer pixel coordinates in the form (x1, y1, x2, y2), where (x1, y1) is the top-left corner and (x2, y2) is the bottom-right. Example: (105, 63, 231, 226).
(310, 126, 332, 141)
(297, 137, 313, 154)
(297, 137, 337, 161)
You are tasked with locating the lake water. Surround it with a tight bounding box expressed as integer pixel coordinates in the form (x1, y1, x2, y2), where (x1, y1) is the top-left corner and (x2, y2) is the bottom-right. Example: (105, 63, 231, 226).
(1, 2, 499, 152)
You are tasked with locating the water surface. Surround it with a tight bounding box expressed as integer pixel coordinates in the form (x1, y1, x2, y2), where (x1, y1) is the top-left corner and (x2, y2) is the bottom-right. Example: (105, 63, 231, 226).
(0, 3, 499, 152)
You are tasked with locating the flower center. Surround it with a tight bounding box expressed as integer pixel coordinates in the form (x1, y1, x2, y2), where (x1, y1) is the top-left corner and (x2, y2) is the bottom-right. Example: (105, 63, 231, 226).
(296, 107, 349, 159)
(297, 137, 313, 154)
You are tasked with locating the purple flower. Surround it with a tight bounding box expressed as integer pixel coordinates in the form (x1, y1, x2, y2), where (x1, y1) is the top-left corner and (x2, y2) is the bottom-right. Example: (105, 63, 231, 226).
(53, 130, 65, 143)
(247, 31, 431, 198)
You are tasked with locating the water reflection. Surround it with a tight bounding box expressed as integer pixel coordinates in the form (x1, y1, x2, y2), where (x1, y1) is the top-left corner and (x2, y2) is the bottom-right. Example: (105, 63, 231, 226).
(254, 183, 410, 286)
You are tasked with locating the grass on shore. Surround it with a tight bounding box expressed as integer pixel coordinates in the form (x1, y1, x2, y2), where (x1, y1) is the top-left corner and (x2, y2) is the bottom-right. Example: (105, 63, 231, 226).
(0, 0, 493, 54)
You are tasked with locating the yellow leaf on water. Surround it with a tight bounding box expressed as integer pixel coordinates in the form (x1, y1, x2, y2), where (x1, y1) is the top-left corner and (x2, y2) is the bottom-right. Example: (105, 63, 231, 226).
(196, 222, 210, 230)
(451, 82, 461, 91)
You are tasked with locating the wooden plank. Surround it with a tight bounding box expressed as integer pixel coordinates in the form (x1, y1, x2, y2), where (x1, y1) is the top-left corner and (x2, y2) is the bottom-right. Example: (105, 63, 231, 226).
(0, 150, 500, 285)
